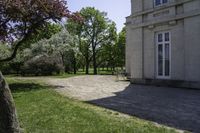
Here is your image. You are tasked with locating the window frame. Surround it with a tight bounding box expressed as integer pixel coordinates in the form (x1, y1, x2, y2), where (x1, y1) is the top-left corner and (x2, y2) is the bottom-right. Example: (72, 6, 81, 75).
(154, 0, 168, 7)
(155, 31, 171, 79)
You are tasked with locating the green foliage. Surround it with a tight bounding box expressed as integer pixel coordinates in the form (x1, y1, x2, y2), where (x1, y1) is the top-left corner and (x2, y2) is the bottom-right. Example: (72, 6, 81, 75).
(116, 27, 126, 67)
(0, 0, 74, 62)
(19, 29, 78, 75)
(80, 7, 110, 74)
(21, 55, 64, 76)
(0, 24, 63, 75)
(0, 29, 81, 75)
(0, 44, 12, 74)
(67, 7, 118, 74)
(21, 24, 62, 49)
(1, 6, 126, 76)
(98, 25, 126, 71)
(0, 43, 11, 59)
(97, 33, 113, 68)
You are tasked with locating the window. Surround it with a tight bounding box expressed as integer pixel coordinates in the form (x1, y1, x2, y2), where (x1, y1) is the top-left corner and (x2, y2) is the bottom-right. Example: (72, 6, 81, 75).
(155, 0, 168, 6)
(156, 31, 171, 79)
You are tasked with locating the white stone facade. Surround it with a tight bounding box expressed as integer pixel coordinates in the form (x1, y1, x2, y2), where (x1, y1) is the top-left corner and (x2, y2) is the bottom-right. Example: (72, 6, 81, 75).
(126, 0, 200, 88)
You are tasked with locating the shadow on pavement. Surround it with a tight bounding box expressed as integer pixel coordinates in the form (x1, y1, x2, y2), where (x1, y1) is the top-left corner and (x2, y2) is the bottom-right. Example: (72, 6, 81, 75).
(88, 84, 200, 132)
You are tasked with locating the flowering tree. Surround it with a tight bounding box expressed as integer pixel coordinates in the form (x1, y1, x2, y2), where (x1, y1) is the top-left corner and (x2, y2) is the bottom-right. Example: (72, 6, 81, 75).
(0, 0, 79, 132)
(22, 29, 78, 75)
(0, 0, 81, 62)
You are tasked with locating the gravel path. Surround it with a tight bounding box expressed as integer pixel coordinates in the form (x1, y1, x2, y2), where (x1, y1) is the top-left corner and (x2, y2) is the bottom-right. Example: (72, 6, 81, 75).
(46, 75, 200, 132)
(46, 75, 129, 101)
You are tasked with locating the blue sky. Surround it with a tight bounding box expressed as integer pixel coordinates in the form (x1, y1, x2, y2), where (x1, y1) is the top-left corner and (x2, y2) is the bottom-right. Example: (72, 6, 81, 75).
(67, 0, 131, 32)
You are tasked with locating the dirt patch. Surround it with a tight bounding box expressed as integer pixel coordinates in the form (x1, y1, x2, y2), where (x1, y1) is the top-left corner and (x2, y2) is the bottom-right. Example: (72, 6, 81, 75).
(46, 75, 130, 101)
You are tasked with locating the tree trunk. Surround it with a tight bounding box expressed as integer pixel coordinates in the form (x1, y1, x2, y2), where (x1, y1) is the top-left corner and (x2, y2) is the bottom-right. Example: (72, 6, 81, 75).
(0, 71, 20, 133)
(60, 52, 65, 67)
(85, 50, 90, 75)
(85, 62, 89, 75)
(92, 48, 97, 75)
(73, 57, 77, 74)
(82, 66, 85, 72)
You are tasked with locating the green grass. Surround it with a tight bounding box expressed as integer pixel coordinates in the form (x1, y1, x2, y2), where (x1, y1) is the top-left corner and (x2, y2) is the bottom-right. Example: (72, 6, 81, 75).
(7, 77, 178, 133)
(4, 68, 120, 79)
(46, 73, 84, 78)
(4, 69, 113, 79)
(68, 68, 114, 76)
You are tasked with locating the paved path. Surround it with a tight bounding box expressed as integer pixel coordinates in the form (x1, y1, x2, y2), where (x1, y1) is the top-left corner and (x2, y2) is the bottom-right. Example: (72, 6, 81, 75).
(47, 75, 129, 101)
(47, 75, 200, 133)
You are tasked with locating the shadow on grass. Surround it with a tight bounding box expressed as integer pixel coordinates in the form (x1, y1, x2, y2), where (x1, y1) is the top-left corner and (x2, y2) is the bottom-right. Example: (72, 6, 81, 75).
(9, 83, 48, 93)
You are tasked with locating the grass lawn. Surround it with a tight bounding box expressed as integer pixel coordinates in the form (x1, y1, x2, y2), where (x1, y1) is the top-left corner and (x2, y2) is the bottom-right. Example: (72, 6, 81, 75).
(6, 77, 179, 133)
(4, 67, 119, 79)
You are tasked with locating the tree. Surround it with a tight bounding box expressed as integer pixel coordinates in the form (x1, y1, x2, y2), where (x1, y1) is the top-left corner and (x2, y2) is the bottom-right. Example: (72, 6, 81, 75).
(97, 25, 125, 73)
(79, 39, 92, 74)
(48, 30, 79, 74)
(67, 7, 113, 75)
(97, 22, 118, 71)
(67, 17, 92, 74)
(0, 0, 79, 62)
(67, 16, 93, 74)
(80, 7, 108, 75)
(115, 27, 126, 69)
(0, 1, 78, 132)
(20, 29, 78, 75)
(20, 23, 62, 50)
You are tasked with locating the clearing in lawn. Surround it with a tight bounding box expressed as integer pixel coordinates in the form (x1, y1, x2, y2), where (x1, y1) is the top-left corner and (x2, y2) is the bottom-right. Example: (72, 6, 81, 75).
(6, 77, 181, 133)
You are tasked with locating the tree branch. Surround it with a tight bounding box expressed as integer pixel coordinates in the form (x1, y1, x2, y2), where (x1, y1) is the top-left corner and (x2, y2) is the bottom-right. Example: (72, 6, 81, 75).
(0, 17, 51, 63)
(0, 33, 30, 62)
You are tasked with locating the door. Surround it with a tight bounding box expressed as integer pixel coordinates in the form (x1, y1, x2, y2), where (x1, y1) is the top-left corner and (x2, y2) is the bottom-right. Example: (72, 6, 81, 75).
(156, 31, 171, 79)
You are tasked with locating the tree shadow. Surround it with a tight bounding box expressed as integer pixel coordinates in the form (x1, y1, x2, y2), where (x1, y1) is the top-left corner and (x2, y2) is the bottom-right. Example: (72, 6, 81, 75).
(9, 83, 48, 93)
(88, 84, 200, 132)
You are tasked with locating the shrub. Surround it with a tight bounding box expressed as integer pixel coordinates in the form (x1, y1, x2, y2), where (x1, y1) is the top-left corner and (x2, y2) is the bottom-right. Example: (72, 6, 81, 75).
(0, 63, 11, 75)
(21, 55, 64, 76)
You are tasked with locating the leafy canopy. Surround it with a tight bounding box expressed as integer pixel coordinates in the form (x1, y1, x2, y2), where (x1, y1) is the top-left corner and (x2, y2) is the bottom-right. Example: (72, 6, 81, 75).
(0, 0, 80, 62)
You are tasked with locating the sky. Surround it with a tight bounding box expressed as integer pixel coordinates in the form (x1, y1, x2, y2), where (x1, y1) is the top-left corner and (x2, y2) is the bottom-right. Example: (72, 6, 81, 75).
(67, 0, 131, 32)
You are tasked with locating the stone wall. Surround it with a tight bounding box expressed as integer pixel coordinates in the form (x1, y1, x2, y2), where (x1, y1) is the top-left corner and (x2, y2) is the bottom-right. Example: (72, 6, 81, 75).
(126, 0, 200, 88)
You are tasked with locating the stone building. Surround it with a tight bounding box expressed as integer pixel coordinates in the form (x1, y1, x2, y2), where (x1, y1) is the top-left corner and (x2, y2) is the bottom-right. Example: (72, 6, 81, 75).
(126, 0, 200, 88)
